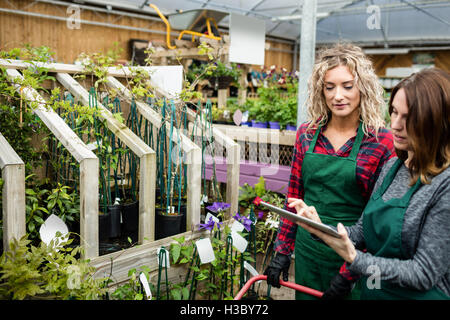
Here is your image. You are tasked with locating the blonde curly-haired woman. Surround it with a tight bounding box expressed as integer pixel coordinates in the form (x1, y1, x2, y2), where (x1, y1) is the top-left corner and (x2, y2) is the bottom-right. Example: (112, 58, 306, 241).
(264, 43, 395, 300)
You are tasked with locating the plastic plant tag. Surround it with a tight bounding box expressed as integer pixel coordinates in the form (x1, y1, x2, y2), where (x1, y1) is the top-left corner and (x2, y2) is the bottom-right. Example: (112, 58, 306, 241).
(244, 261, 262, 284)
(205, 212, 220, 224)
(195, 238, 215, 264)
(231, 231, 248, 253)
(200, 194, 208, 205)
(230, 220, 244, 233)
(233, 109, 242, 126)
(86, 139, 102, 151)
(39, 214, 69, 246)
(157, 247, 170, 268)
(139, 272, 152, 300)
(242, 110, 249, 123)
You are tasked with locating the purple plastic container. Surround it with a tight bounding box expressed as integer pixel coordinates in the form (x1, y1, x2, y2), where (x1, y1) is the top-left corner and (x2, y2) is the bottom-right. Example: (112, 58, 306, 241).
(269, 121, 280, 129)
(285, 124, 297, 131)
(251, 120, 268, 128)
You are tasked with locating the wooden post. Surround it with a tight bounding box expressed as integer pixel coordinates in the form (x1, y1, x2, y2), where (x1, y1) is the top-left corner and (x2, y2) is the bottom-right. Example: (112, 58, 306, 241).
(238, 65, 250, 106)
(139, 153, 156, 243)
(0, 133, 26, 251)
(226, 143, 241, 216)
(186, 147, 202, 231)
(79, 158, 99, 258)
(217, 88, 228, 109)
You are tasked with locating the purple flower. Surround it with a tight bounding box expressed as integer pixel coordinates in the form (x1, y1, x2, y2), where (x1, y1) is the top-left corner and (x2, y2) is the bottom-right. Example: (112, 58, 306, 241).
(199, 216, 222, 232)
(233, 212, 253, 232)
(257, 211, 264, 220)
(206, 202, 230, 214)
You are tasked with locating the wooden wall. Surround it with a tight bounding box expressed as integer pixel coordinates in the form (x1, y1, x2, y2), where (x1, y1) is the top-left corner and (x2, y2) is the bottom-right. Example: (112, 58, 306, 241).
(0, 0, 295, 70)
(369, 51, 450, 76)
(1, 0, 448, 74)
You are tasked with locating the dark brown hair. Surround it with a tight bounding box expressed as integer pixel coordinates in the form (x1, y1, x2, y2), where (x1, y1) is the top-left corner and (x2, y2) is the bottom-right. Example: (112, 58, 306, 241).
(389, 68, 450, 185)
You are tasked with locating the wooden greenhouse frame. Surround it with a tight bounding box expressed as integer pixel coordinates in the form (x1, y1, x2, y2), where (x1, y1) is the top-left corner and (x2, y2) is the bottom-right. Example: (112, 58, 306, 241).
(0, 59, 240, 283)
(0, 132, 26, 252)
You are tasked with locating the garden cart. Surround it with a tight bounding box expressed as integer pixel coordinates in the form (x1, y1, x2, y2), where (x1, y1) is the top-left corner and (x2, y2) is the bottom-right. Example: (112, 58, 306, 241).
(234, 275, 323, 300)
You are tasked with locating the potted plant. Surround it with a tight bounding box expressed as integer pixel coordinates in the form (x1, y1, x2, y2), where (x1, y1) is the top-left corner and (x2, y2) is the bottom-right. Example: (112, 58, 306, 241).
(154, 101, 187, 240)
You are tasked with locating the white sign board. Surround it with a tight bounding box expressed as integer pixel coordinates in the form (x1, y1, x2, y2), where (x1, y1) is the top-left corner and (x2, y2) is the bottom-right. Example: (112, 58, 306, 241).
(143, 65, 183, 99)
(229, 13, 266, 66)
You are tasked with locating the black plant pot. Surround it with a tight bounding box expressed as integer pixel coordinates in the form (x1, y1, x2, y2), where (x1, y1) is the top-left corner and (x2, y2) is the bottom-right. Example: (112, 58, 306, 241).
(155, 208, 184, 240)
(98, 212, 111, 241)
(122, 201, 139, 242)
(108, 204, 122, 239)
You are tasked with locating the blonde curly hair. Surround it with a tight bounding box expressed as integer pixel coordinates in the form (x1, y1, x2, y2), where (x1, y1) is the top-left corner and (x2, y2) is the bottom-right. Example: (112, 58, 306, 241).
(305, 43, 386, 137)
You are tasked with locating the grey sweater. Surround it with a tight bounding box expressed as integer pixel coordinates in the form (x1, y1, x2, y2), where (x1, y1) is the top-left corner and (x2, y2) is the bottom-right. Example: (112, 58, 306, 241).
(347, 157, 450, 296)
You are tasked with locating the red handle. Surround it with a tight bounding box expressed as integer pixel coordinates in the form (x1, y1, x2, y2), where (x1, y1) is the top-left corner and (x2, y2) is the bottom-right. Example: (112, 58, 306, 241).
(234, 275, 323, 300)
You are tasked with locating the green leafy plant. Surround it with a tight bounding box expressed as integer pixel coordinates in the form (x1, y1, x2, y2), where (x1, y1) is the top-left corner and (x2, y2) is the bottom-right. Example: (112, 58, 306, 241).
(0, 235, 107, 300)
(110, 265, 154, 300)
(169, 221, 255, 300)
(187, 60, 242, 84)
(238, 176, 284, 262)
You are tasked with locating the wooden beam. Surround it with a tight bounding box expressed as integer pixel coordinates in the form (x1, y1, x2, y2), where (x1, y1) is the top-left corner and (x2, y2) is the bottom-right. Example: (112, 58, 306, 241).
(0, 132, 26, 252)
(90, 228, 209, 284)
(56, 72, 156, 242)
(213, 124, 297, 146)
(6, 69, 98, 162)
(5, 69, 100, 258)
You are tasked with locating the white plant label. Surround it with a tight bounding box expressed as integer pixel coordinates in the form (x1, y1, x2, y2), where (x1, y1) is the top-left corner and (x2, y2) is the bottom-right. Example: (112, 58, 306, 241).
(39, 214, 69, 246)
(205, 212, 220, 224)
(231, 231, 248, 253)
(230, 220, 244, 233)
(157, 247, 170, 268)
(244, 261, 262, 284)
(139, 272, 152, 300)
(195, 238, 216, 264)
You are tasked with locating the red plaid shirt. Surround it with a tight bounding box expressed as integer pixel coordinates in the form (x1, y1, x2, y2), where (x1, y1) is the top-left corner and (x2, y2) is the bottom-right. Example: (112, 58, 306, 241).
(274, 122, 395, 256)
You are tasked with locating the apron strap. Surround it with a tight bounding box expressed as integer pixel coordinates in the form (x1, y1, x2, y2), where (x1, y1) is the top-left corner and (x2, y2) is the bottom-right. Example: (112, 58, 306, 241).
(348, 121, 364, 160)
(306, 123, 322, 154)
(374, 158, 422, 202)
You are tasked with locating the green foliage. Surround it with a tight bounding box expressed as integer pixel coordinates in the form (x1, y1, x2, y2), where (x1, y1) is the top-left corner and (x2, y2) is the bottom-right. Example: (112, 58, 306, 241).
(245, 78, 298, 128)
(187, 60, 242, 84)
(168, 224, 254, 300)
(110, 265, 154, 300)
(237, 176, 284, 255)
(0, 235, 107, 300)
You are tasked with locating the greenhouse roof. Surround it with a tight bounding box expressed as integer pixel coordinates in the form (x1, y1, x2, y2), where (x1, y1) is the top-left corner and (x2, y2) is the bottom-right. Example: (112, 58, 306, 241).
(72, 0, 450, 47)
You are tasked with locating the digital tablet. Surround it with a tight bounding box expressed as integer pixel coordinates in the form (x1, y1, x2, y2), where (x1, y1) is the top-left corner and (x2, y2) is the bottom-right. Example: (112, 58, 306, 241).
(259, 201, 341, 238)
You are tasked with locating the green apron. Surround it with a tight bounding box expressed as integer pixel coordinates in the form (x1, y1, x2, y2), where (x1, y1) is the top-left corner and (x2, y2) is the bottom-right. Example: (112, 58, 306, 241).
(361, 158, 449, 300)
(295, 122, 365, 300)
